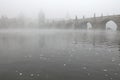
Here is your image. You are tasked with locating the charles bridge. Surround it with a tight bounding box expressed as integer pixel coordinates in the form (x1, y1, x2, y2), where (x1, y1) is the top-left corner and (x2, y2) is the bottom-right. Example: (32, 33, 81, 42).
(73, 14, 120, 30)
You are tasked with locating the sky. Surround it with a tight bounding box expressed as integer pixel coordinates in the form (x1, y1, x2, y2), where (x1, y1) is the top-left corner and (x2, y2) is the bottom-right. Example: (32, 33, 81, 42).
(0, 0, 120, 19)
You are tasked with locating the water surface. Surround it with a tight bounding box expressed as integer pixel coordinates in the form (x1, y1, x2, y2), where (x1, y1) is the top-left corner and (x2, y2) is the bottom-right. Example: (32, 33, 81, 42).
(0, 29, 120, 80)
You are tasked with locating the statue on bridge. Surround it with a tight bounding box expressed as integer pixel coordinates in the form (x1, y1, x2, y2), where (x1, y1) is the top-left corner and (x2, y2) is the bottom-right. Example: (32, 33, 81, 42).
(74, 16, 79, 29)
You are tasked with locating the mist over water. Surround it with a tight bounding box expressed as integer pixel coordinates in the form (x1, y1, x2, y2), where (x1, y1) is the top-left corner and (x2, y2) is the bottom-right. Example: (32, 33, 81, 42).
(0, 0, 120, 79)
(0, 29, 120, 80)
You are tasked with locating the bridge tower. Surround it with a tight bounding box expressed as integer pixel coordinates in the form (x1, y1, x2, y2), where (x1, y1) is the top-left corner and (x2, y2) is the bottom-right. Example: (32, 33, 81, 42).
(75, 16, 78, 21)
(101, 13, 103, 17)
(94, 13, 96, 18)
(83, 16, 85, 19)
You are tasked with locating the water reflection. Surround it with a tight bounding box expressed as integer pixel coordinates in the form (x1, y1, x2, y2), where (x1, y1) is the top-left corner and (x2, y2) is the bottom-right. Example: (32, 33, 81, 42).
(0, 30, 120, 80)
(118, 42, 120, 59)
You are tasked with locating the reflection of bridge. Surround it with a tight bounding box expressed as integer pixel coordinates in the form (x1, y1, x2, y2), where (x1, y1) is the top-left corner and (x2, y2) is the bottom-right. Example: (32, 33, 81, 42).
(74, 15, 120, 30)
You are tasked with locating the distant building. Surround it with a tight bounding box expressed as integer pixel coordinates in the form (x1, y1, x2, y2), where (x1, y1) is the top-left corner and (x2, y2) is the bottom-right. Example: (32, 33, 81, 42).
(38, 11, 46, 26)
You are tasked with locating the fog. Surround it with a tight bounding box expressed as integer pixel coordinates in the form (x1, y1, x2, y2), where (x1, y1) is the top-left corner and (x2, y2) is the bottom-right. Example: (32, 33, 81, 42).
(0, 0, 120, 80)
(0, 30, 120, 80)
(0, 0, 120, 19)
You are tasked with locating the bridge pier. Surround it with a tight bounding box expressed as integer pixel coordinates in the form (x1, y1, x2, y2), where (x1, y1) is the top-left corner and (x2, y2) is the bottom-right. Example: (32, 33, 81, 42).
(92, 22, 106, 30)
(117, 23, 120, 31)
(80, 23, 87, 29)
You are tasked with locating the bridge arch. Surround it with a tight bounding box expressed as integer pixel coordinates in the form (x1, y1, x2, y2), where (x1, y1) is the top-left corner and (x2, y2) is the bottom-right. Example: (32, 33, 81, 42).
(87, 22, 93, 30)
(105, 20, 117, 31)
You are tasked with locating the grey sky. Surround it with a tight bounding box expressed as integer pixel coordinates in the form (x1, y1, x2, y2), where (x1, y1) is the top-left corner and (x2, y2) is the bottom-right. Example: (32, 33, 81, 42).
(0, 0, 120, 19)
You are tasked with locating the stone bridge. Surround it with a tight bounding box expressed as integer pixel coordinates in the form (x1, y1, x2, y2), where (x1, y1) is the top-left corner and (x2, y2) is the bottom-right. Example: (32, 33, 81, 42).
(74, 15, 120, 30)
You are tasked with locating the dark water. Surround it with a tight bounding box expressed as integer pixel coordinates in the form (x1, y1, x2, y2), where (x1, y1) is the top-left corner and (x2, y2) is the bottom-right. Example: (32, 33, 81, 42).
(0, 29, 120, 80)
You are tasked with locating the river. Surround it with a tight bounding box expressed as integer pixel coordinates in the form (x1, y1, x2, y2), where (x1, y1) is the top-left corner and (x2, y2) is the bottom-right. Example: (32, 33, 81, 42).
(0, 29, 120, 80)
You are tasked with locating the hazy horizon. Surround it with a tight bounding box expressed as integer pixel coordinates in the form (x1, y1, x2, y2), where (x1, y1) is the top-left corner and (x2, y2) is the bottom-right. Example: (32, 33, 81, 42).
(0, 0, 120, 19)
